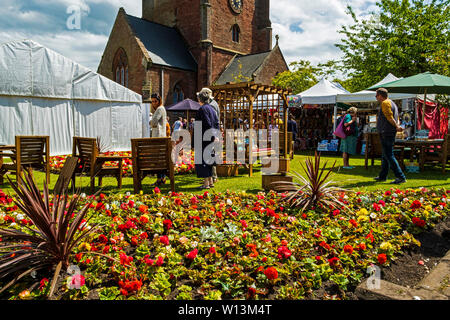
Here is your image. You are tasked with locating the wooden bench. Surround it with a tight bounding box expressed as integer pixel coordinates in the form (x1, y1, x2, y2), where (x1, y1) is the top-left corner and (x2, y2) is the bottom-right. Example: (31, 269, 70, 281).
(131, 138, 175, 194)
(72, 137, 123, 194)
(0, 136, 50, 185)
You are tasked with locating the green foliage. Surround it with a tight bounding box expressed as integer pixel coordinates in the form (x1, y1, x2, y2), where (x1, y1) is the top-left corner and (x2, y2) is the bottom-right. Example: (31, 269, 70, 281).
(336, 0, 450, 92)
(272, 60, 320, 93)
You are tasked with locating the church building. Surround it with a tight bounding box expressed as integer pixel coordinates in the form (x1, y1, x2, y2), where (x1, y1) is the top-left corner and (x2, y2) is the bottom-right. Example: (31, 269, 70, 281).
(98, 0, 289, 104)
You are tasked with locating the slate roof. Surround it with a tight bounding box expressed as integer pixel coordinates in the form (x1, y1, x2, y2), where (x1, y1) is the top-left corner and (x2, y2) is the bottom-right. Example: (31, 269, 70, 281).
(125, 14, 197, 72)
(215, 51, 272, 85)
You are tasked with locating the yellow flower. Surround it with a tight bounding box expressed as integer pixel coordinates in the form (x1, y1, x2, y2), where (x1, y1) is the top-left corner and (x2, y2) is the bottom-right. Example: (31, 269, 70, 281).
(423, 210, 430, 218)
(380, 242, 393, 251)
(357, 215, 370, 222)
(140, 190, 144, 195)
(78, 242, 91, 252)
(425, 205, 432, 212)
(357, 208, 369, 216)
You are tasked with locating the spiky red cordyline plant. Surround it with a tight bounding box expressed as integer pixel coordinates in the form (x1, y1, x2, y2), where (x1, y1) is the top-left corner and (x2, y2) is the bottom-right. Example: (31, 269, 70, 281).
(277, 152, 350, 212)
(0, 169, 98, 297)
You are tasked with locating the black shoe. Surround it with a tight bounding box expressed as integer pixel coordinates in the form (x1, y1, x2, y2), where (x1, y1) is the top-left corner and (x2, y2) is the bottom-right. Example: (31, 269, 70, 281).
(391, 178, 406, 184)
(374, 176, 387, 182)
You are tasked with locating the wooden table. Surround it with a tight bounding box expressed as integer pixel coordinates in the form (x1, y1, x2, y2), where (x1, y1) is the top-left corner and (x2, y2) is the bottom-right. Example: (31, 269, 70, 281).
(0, 145, 15, 185)
(94, 154, 130, 189)
(395, 139, 445, 171)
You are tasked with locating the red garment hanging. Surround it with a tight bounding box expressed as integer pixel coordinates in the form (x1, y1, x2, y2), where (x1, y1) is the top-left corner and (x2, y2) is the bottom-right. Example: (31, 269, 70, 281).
(416, 100, 445, 139)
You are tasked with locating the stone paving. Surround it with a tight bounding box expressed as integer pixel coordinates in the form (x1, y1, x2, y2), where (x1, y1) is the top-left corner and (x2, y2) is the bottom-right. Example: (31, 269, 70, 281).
(356, 250, 450, 300)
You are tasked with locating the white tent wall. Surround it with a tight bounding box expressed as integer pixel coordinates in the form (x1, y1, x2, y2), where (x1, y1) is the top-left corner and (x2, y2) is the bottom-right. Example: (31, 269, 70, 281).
(0, 40, 143, 155)
(31, 98, 74, 155)
(0, 97, 33, 144)
(111, 102, 143, 150)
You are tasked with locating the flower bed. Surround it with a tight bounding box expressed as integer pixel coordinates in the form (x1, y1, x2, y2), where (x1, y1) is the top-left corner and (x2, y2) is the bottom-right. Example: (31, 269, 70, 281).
(0, 187, 448, 300)
(50, 151, 195, 176)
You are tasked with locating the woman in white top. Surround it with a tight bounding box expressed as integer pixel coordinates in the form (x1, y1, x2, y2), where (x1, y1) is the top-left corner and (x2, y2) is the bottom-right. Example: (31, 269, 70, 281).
(149, 93, 168, 185)
(149, 93, 167, 138)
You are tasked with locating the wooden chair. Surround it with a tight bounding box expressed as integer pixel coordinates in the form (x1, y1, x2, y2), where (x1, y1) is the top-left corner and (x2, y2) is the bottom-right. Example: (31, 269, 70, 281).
(72, 137, 123, 194)
(0, 136, 50, 185)
(53, 156, 79, 195)
(419, 134, 449, 173)
(365, 133, 405, 170)
(131, 138, 175, 194)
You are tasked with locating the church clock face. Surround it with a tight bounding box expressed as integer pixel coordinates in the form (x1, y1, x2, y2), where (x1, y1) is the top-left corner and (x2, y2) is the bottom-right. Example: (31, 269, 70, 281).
(229, 0, 243, 14)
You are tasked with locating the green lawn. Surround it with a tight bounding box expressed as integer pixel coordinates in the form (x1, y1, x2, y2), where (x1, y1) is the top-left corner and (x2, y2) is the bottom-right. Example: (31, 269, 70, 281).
(1, 151, 449, 196)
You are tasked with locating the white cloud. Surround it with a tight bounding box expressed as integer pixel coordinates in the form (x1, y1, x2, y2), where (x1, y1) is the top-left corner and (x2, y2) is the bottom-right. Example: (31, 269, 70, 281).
(270, 0, 379, 68)
(0, 0, 379, 73)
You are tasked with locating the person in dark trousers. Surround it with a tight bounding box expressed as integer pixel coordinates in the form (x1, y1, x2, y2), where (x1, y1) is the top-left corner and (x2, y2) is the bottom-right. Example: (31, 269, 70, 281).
(287, 114, 298, 147)
(374, 88, 406, 184)
(195, 91, 219, 189)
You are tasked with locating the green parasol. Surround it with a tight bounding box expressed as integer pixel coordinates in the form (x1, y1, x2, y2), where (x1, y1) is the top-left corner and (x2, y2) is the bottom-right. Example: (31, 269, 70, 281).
(367, 72, 450, 128)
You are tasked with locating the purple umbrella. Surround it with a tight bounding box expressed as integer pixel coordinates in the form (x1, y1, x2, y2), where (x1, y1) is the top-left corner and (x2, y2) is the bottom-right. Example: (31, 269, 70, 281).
(166, 99, 201, 111)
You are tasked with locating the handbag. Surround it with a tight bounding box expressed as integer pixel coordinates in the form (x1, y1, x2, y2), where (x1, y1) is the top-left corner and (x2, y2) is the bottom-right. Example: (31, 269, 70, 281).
(333, 116, 347, 139)
(343, 117, 355, 136)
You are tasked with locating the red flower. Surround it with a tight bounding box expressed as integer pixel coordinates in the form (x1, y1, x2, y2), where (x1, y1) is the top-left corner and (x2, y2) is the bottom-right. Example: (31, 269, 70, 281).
(209, 246, 216, 254)
(384, 190, 391, 196)
(138, 205, 148, 214)
(39, 278, 49, 291)
(190, 196, 199, 205)
(98, 234, 108, 244)
(240, 220, 248, 230)
(248, 287, 256, 297)
(328, 257, 340, 267)
(154, 187, 160, 194)
(277, 246, 292, 259)
(160, 235, 169, 246)
(319, 241, 331, 251)
(372, 203, 381, 212)
(139, 215, 149, 224)
(156, 255, 164, 266)
(343, 245, 354, 254)
(174, 198, 183, 206)
(332, 209, 340, 216)
(412, 217, 426, 228)
(315, 256, 322, 261)
(186, 249, 198, 260)
(349, 219, 358, 228)
(410, 200, 422, 210)
(163, 219, 173, 230)
(377, 253, 387, 265)
(264, 267, 278, 280)
(357, 243, 366, 251)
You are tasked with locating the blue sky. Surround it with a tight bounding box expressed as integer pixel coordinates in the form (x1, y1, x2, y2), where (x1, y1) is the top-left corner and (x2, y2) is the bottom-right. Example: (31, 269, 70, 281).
(0, 0, 379, 72)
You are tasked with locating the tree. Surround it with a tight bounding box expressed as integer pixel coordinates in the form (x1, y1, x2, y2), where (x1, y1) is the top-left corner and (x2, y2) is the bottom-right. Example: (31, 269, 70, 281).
(272, 60, 322, 94)
(336, 0, 450, 92)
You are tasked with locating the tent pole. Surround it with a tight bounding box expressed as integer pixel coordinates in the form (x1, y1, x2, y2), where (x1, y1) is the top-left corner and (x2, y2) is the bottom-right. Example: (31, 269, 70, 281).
(333, 103, 338, 138)
(421, 88, 427, 130)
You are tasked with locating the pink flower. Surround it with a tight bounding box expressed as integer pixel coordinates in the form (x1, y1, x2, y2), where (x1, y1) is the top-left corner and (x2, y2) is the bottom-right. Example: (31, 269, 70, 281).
(70, 274, 85, 288)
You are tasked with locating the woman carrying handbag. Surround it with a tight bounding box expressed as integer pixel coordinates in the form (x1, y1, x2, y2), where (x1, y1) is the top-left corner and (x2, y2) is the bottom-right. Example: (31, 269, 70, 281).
(338, 107, 358, 169)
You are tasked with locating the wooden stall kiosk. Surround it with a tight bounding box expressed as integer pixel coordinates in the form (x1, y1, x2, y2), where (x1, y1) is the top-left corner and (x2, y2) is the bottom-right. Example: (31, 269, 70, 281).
(211, 82, 292, 188)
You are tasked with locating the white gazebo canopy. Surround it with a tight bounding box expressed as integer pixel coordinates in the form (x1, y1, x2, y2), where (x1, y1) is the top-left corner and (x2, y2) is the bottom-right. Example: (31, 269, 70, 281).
(297, 78, 350, 105)
(336, 73, 417, 103)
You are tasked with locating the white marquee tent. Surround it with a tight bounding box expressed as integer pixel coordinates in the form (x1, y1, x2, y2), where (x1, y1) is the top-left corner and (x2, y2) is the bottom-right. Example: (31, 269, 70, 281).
(297, 78, 350, 105)
(336, 73, 417, 103)
(0, 40, 143, 156)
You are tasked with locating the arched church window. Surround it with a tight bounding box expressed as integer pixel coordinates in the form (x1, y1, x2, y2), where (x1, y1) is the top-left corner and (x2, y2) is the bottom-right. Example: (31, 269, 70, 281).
(173, 83, 184, 104)
(113, 48, 129, 87)
(232, 24, 240, 43)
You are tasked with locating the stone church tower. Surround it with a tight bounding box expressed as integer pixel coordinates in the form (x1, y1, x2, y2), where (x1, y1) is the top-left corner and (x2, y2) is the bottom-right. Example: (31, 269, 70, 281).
(98, 0, 288, 103)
